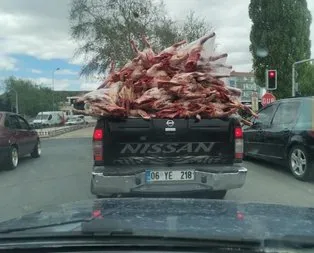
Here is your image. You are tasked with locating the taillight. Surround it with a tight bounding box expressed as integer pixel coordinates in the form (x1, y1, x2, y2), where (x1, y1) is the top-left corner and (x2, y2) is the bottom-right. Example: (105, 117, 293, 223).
(235, 127, 243, 161)
(93, 128, 103, 161)
(93, 129, 103, 141)
(235, 127, 243, 138)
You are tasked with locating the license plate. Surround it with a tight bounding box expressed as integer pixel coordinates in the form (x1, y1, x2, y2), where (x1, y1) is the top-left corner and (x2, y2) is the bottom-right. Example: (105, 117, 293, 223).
(145, 170, 195, 182)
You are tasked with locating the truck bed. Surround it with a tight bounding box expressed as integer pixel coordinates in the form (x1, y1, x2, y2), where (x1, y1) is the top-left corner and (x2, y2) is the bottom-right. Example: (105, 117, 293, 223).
(96, 117, 238, 166)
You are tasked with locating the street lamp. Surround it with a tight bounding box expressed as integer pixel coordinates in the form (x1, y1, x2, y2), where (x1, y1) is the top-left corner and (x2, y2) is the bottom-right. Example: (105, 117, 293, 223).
(52, 68, 60, 111)
(292, 58, 314, 97)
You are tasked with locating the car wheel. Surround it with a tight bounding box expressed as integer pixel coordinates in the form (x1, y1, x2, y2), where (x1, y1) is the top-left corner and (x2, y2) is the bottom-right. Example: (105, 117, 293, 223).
(288, 145, 312, 181)
(31, 141, 41, 158)
(7, 146, 19, 170)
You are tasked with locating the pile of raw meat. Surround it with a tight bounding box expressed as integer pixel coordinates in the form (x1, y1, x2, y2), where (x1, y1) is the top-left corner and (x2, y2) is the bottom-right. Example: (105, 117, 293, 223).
(75, 33, 257, 125)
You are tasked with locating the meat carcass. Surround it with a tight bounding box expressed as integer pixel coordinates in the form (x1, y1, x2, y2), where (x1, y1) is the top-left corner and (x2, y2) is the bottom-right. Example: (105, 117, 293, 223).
(76, 33, 258, 124)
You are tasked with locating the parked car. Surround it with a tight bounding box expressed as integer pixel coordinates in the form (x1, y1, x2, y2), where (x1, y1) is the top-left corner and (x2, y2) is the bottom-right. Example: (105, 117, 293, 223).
(243, 96, 314, 181)
(83, 116, 97, 125)
(65, 116, 85, 126)
(0, 112, 41, 170)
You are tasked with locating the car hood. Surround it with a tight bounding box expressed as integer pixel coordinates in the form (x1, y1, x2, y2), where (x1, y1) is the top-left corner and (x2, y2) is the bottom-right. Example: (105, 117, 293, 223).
(0, 198, 313, 239)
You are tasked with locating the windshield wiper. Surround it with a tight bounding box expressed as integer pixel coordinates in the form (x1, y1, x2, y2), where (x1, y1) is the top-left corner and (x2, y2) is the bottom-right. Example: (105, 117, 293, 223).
(0, 216, 135, 236)
(0, 218, 89, 234)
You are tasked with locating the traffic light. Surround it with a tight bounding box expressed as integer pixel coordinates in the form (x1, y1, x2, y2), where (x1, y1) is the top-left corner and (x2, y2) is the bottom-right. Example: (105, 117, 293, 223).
(266, 70, 277, 90)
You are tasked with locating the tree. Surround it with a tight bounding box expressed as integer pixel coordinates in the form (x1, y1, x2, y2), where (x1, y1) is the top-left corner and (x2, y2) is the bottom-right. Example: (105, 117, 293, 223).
(2, 77, 83, 116)
(249, 0, 311, 98)
(69, 0, 210, 76)
(298, 63, 314, 96)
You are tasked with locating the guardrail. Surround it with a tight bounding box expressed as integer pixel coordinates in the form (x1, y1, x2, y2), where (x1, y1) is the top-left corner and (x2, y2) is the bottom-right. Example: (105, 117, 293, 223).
(35, 123, 96, 138)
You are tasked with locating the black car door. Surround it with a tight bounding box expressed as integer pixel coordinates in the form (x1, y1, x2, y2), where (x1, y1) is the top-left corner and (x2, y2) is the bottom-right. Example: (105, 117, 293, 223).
(263, 101, 301, 160)
(244, 104, 277, 157)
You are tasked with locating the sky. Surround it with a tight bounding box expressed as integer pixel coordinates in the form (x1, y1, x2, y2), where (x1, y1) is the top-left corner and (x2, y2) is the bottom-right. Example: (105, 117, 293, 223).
(0, 0, 313, 91)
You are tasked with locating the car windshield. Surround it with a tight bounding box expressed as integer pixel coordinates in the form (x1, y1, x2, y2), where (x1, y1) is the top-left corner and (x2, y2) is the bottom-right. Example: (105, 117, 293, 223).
(1, 0, 314, 248)
(35, 114, 49, 120)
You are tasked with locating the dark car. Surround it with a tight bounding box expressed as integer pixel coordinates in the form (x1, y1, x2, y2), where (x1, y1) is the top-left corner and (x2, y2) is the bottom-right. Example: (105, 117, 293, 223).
(1, 198, 314, 251)
(243, 96, 314, 181)
(0, 112, 41, 170)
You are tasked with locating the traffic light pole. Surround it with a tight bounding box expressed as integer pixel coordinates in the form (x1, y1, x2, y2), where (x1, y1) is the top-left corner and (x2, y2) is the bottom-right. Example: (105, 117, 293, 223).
(292, 58, 314, 97)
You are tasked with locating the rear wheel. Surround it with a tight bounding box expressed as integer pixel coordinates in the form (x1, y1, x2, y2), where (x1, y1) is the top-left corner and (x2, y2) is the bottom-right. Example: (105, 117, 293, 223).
(288, 145, 312, 181)
(31, 141, 41, 158)
(7, 146, 18, 170)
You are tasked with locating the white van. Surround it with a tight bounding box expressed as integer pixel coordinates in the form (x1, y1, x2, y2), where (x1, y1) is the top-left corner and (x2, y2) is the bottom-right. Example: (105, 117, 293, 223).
(32, 111, 67, 128)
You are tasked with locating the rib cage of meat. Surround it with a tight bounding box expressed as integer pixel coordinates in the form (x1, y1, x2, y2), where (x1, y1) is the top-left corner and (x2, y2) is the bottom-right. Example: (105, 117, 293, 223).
(78, 33, 257, 125)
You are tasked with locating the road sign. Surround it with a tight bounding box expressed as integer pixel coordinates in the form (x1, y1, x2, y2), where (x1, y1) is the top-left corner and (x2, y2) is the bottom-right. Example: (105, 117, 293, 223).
(261, 92, 276, 107)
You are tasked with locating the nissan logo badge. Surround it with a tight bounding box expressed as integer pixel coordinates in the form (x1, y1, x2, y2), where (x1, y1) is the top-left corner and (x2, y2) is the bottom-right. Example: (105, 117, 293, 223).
(166, 120, 174, 127)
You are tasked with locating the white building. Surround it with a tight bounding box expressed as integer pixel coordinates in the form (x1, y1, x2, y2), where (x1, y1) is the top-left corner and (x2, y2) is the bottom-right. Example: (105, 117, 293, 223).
(227, 71, 264, 103)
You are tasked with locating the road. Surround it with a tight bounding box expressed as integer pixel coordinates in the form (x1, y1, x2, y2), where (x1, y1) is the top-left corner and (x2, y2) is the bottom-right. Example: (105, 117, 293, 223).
(0, 126, 314, 222)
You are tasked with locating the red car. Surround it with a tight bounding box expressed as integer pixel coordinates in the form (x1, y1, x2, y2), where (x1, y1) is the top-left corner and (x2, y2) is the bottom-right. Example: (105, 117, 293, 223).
(0, 112, 41, 170)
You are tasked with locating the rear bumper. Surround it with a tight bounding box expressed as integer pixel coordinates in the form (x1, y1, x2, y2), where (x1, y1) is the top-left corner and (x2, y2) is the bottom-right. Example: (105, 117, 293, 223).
(90, 165, 247, 197)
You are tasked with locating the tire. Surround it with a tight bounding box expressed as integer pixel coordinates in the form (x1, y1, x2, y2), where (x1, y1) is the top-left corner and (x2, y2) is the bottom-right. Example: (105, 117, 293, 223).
(6, 146, 19, 170)
(31, 140, 41, 158)
(288, 145, 312, 181)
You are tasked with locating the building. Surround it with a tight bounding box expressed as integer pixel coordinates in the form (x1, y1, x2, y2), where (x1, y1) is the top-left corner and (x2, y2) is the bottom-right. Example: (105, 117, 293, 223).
(227, 71, 265, 103)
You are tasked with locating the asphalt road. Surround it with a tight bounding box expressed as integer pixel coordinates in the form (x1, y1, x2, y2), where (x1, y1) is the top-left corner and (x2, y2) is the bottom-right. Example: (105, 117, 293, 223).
(0, 127, 314, 222)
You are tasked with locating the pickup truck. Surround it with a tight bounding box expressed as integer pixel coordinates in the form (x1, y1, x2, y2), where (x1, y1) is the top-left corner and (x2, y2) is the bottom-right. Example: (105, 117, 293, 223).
(90, 117, 247, 199)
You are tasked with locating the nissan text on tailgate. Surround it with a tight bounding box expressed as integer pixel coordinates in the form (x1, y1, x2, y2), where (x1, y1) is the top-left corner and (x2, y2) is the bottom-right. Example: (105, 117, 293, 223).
(90, 117, 247, 199)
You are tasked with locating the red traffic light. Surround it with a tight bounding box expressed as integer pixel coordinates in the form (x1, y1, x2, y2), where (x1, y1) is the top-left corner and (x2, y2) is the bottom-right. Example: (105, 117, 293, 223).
(266, 69, 277, 90)
(268, 70, 276, 78)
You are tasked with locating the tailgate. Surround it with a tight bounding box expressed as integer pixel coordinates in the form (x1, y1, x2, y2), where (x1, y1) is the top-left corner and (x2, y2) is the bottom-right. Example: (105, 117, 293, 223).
(101, 118, 237, 166)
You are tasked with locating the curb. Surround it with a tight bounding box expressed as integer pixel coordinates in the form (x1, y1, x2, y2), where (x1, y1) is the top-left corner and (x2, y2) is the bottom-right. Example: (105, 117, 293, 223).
(36, 123, 96, 138)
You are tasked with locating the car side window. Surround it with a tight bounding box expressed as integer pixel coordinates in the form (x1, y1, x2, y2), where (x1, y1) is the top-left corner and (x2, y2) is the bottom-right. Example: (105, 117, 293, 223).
(9, 116, 21, 130)
(272, 102, 300, 127)
(254, 104, 276, 127)
(17, 116, 30, 130)
(4, 116, 10, 128)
